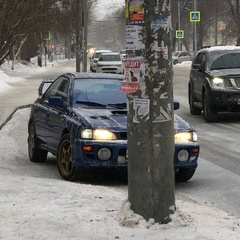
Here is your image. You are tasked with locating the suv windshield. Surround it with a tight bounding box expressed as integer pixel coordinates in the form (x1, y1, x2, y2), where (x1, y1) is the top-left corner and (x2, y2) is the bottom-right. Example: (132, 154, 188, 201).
(99, 55, 121, 61)
(210, 52, 240, 70)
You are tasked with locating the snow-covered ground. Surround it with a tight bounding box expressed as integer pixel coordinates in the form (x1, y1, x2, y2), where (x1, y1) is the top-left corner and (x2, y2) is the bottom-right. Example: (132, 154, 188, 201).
(0, 59, 240, 239)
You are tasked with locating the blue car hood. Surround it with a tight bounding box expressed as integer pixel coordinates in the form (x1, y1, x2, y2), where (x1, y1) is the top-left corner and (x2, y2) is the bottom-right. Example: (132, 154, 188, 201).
(73, 108, 127, 131)
(73, 108, 193, 132)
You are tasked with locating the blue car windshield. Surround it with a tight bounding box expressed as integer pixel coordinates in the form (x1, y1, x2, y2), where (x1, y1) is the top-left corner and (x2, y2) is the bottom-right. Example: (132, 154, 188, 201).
(72, 79, 127, 108)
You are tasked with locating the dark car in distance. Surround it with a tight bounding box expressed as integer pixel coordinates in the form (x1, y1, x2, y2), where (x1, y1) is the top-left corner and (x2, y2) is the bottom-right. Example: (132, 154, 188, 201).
(188, 46, 240, 122)
(28, 73, 199, 182)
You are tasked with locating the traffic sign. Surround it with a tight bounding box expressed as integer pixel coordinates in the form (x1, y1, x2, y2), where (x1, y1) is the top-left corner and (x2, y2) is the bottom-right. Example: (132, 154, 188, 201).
(176, 30, 184, 39)
(190, 11, 200, 22)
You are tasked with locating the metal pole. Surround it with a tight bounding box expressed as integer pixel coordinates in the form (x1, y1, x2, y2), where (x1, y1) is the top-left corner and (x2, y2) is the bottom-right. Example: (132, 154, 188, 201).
(214, 0, 218, 45)
(76, 0, 81, 72)
(178, 1, 181, 51)
(83, 0, 88, 72)
(193, 0, 197, 52)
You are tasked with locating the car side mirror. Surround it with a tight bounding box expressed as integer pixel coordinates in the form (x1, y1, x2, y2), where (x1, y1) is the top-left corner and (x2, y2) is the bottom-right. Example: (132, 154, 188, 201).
(49, 96, 64, 108)
(192, 64, 201, 71)
(174, 101, 180, 110)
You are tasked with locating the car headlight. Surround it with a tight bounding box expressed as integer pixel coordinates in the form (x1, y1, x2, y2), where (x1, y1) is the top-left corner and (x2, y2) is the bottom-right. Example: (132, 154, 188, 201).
(81, 129, 116, 140)
(174, 131, 197, 143)
(210, 77, 225, 89)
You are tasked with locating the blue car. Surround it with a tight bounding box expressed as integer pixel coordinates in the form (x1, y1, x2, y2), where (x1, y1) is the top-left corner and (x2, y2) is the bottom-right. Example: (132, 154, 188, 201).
(28, 72, 199, 182)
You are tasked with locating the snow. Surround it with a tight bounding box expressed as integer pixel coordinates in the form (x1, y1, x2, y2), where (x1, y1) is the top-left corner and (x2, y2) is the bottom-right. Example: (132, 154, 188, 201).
(0, 58, 240, 239)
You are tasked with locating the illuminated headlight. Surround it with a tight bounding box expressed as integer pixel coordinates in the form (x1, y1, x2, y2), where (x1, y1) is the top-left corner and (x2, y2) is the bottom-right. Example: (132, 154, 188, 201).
(98, 148, 111, 160)
(178, 149, 189, 162)
(81, 129, 116, 140)
(210, 77, 225, 88)
(174, 131, 198, 143)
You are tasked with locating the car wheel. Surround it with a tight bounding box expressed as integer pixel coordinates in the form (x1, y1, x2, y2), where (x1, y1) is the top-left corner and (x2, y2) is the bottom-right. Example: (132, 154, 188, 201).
(173, 60, 178, 65)
(175, 168, 196, 182)
(203, 92, 217, 123)
(28, 123, 48, 163)
(57, 134, 83, 181)
(189, 86, 201, 115)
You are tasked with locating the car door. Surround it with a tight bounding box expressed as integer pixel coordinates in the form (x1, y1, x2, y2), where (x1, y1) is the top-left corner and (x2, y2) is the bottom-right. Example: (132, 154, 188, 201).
(192, 53, 207, 102)
(33, 78, 65, 147)
(45, 77, 70, 152)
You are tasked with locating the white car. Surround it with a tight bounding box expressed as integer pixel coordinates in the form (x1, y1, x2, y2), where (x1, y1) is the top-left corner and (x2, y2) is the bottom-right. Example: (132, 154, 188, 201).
(172, 51, 193, 65)
(95, 52, 124, 74)
(89, 49, 112, 72)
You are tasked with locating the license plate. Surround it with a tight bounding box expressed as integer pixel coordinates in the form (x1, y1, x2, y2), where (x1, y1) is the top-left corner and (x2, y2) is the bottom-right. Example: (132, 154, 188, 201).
(118, 150, 128, 164)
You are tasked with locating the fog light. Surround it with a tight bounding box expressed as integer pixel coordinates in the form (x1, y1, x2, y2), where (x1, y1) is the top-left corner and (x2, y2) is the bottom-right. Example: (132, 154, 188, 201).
(97, 148, 111, 160)
(178, 149, 189, 162)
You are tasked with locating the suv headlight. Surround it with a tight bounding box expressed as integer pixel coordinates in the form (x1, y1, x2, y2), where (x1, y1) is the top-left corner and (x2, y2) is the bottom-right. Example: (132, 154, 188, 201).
(174, 131, 197, 143)
(210, 77, 225, 89)
(81, 129, 116, 140)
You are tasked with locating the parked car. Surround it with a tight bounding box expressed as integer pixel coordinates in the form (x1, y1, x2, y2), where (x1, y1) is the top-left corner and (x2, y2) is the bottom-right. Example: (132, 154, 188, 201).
(172, 51, 192, 65)
(89, 49, 112, 72)
(119, 49, 126, 62)
(95, 52, 124, 74)
(28, 72, 199, 182)
(188, 45, 240, 122)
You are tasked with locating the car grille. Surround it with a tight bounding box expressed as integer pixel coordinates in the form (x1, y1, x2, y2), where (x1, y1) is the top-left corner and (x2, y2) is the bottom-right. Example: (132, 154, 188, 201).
(118, 132, 127, 140)
(225, 77, 240, 88)
(102, 67, 118, 71)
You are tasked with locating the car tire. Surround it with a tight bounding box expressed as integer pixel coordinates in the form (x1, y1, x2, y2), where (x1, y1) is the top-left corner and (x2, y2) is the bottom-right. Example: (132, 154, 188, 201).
(57, 134, 83, 181)
(175, 168, 196, 182)
(189, 86, 201, 115)
(28, 123, 48, 163)
(203, 92, 217, 123)
(173, 60, 178, 65)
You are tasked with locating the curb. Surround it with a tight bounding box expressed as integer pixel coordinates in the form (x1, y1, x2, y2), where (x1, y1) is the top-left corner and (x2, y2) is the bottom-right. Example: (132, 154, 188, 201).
(0, 104, 32, 131)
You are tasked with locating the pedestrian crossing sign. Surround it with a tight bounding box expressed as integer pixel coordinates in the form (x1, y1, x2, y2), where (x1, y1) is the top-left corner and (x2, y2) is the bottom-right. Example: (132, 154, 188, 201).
(190, 11, 200, 22)
(176, 30, 184, 39)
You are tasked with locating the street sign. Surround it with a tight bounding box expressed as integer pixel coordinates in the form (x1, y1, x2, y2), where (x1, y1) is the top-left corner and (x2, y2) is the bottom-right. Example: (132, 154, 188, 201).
(176, 30, 184, 39)
(41, 31, 51, 41)
(190, 11, 200, 22)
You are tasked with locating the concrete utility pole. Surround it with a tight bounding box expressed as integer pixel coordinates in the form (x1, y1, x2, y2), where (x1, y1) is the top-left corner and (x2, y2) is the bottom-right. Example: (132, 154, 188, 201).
(126, 0, 175, 223)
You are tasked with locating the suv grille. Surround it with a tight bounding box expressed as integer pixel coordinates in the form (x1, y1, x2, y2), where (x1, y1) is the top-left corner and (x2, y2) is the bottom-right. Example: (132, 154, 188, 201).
(226, 77, 240, 88)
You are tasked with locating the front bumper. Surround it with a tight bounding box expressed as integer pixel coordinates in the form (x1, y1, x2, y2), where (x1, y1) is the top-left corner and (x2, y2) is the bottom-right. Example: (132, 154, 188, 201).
(174, 143, 199, 170)
(208, 88, 240, 112)
(72, 139, 199, 170)
(96, 66, 123, 74)
(72, 139, 128, 168)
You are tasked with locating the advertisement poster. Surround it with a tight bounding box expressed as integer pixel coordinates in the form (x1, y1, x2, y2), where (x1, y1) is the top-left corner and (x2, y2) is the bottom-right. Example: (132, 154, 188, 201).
(129, 0, 145, 23)
(119, 58, 141, 93)
(125, 59, 141, 82)
(133, 98, 150, 123)
(125, 25, 144, 50)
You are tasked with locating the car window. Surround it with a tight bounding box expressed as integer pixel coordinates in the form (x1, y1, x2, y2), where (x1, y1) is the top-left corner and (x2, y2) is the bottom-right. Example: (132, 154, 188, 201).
(210, 52, 240, 70)
(72, 79, 126, 107)
(43, 77, 70, 103)
(99, 55, 121, 61)
(172, 52, 180, 57)
(193, 52, 204, 64)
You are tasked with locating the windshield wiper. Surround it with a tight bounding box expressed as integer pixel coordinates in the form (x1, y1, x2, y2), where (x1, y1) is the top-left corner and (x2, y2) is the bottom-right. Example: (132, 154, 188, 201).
(76, 101, 106, 108)
(107, 103, 127, 109)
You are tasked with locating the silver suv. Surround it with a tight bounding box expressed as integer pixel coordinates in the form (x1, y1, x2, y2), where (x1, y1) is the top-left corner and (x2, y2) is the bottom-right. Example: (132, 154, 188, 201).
(89, 49, 112, 72)
(95, 52, 124, 74)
